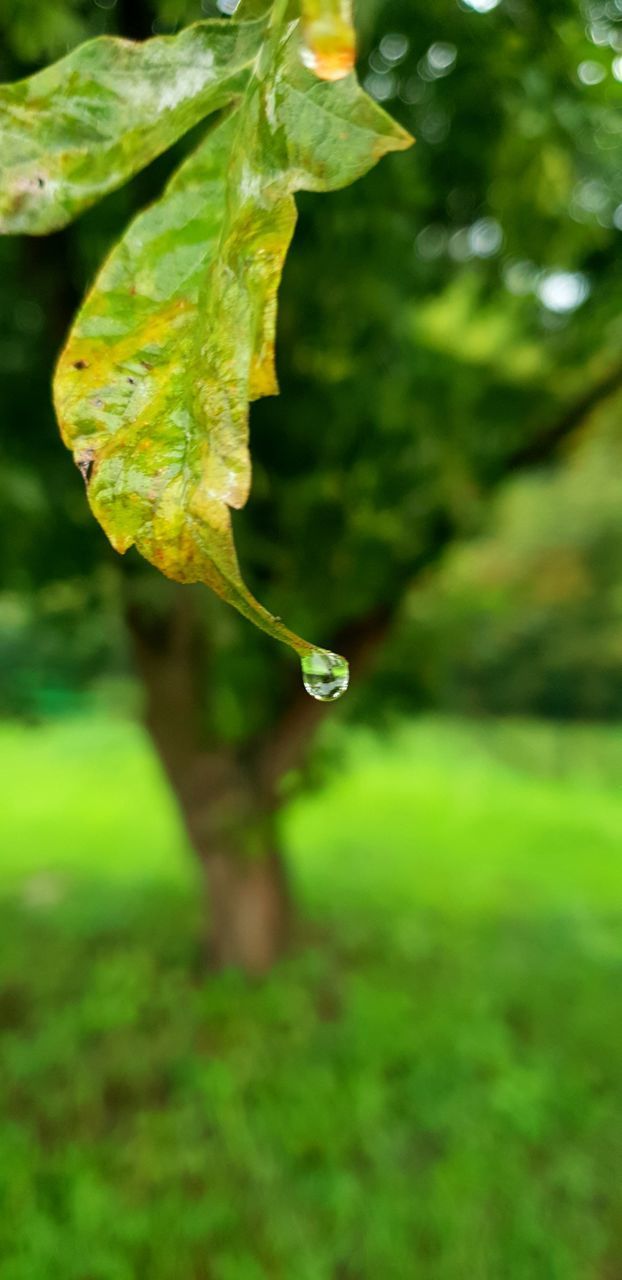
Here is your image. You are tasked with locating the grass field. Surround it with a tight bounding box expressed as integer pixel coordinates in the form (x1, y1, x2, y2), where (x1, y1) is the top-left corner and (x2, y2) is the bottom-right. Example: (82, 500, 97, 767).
(1, 715, 622, 1279)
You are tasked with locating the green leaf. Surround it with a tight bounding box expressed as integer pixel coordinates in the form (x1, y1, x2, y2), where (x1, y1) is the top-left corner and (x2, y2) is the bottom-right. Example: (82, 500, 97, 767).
(53, 10, 412, 663)
(0, 17, 266, 234)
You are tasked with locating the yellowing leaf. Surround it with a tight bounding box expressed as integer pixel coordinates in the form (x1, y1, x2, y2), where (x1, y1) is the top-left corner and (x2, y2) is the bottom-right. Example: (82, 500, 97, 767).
(53, 10, 412, 663)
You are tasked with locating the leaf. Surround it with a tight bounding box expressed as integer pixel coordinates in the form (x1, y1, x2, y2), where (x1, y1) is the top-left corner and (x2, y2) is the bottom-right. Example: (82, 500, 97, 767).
(0, 16, 267, 234)
(53, 9, 413, 660)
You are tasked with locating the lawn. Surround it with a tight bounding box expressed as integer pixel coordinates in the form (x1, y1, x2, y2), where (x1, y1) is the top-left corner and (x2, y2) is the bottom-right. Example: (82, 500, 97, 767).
(0, 715, 621, 1279)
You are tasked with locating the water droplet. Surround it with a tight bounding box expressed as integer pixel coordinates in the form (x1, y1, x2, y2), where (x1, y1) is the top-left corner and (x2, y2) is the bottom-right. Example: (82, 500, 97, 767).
(300, 5, 356, 82)
(301, 650, 349, 702)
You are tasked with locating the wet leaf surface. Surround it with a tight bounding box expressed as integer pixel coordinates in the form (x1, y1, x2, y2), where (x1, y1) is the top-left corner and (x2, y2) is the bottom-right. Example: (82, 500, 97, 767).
(0, 18, 266, 233)
(4, 4, 412, 660)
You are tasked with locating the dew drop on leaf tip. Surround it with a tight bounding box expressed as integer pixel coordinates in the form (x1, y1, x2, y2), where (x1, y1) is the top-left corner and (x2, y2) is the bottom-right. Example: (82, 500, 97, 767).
(300, 5, 356, 83)
(300, 650, 349, 702)
(300, 37, 355, 81)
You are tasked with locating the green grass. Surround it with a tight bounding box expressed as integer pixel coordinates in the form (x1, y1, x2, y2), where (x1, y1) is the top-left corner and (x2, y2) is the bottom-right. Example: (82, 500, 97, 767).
(288, 718, 622, 919)
(1, 714, 622, 1279)
(0, 715, 190, 890)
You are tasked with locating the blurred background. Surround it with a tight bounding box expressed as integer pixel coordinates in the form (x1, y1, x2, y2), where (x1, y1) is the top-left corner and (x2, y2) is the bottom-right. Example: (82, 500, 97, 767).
(1, 0, 622, 1275)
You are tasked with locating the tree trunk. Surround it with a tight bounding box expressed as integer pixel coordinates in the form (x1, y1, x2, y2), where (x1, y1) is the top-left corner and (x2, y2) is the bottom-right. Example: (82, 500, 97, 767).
(201, 845, 290, 974)
(125, 589, 291, 975)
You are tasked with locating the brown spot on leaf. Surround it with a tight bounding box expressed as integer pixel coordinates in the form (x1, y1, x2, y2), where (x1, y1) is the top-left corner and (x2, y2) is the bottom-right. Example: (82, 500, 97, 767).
(73, 359, 89, 371)
(75, 449, 95, 486)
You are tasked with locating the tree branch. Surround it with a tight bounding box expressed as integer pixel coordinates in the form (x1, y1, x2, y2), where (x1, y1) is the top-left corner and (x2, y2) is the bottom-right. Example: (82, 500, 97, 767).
(507, 360, 622, 472)
(259, 360, 622, 794)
